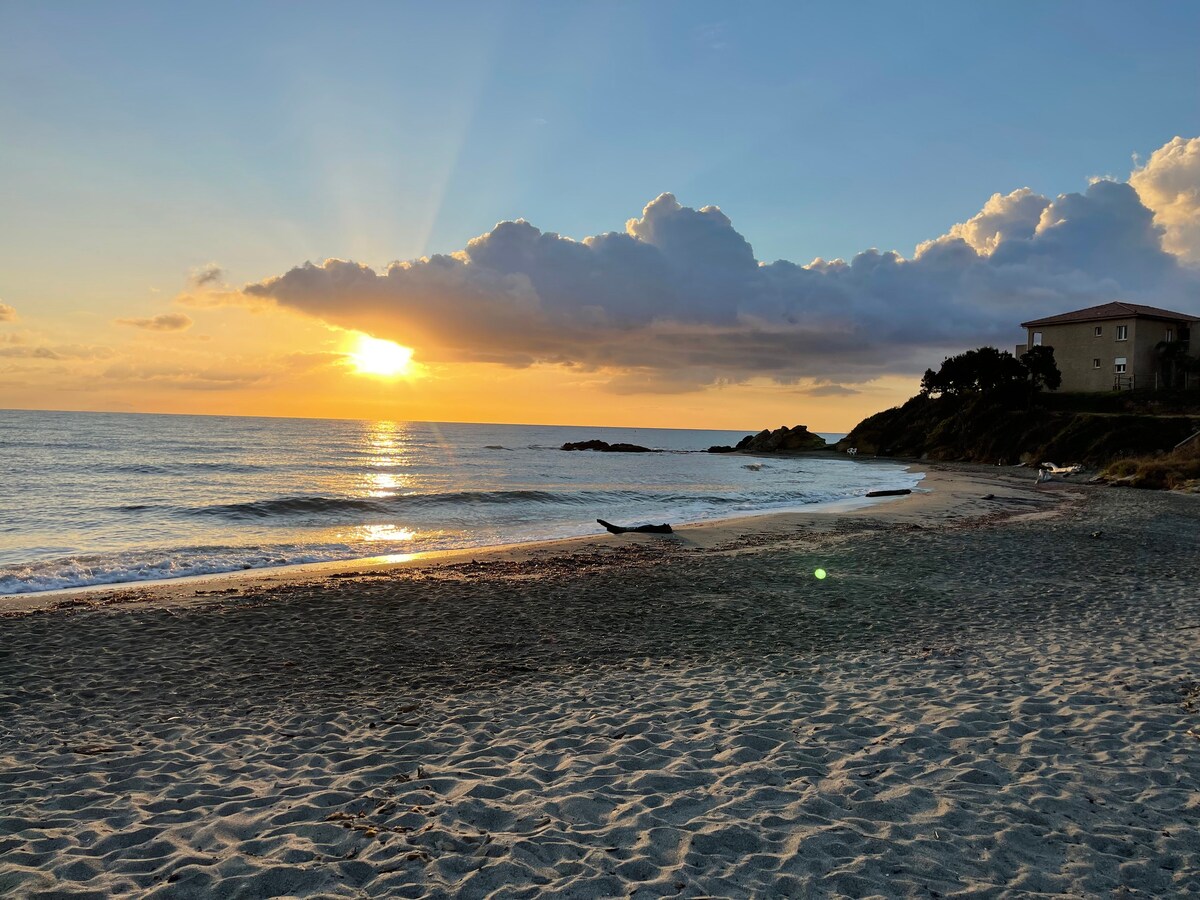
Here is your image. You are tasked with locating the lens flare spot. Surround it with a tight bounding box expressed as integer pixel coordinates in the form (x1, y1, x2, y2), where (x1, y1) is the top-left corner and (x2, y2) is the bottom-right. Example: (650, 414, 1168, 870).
(814, 568, 828, 580)
(348, 335, 413, 377)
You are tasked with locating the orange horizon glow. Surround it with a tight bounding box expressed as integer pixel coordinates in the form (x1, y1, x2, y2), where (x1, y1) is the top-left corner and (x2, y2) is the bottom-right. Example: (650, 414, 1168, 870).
(0, 298, 920, 432)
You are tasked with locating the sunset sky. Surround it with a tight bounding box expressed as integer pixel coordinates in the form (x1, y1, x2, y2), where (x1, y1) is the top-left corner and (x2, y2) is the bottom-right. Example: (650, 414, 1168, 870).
(2, 1, 1199, 430)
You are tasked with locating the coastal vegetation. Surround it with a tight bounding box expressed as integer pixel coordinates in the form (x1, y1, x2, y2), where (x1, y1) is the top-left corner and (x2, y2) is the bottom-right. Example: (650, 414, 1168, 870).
(1101, 436, 1200, 490)
(919, 345, 1061, 400)
(841, 346, 1200, 474)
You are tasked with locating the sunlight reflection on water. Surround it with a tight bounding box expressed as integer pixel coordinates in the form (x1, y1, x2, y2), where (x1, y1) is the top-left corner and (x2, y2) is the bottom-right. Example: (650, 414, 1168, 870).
(0, 411, 917, 593)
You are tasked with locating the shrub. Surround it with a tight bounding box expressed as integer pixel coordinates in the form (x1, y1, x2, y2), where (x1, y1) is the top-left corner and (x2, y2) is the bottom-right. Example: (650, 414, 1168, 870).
(1102, 438, 1200, 489)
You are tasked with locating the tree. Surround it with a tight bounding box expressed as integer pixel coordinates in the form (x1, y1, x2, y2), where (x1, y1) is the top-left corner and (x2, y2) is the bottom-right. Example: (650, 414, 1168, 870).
(1154, 340, 1195, 390)
(920, 347, 1030, 398)
(1020, 345, 1062, 392)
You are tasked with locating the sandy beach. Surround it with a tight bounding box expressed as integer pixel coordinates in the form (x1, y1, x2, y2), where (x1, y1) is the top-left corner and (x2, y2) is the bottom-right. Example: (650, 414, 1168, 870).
(2, 464, 1198, 898)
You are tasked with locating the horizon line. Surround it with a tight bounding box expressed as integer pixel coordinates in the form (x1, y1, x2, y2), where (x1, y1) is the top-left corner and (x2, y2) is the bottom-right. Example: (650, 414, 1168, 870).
(0, 406, 844, 435)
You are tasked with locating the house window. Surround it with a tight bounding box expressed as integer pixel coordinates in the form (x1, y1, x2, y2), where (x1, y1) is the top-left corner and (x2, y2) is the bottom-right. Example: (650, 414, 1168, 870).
(1166, 328, 1174, 342)
(1093, 358, 1101, 369)
(1032, 332, 1043, 346)
(1114, 357, 1127, 374)
(1094, 326, 1103, 336)
(1116, 325, 1128, 341)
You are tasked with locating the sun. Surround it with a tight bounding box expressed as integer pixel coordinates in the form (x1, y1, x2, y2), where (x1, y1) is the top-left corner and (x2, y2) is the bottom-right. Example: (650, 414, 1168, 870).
(347, 335, 413, 377)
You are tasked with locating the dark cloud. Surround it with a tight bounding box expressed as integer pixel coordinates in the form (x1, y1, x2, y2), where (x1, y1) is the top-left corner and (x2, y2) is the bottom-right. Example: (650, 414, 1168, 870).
(246, 145, 1200, 392)
(116, 312, 194, 332)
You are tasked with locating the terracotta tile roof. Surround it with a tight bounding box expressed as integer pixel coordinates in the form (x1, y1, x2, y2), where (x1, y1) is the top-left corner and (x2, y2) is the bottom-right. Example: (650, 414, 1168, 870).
(1021, 301, 1200, 328)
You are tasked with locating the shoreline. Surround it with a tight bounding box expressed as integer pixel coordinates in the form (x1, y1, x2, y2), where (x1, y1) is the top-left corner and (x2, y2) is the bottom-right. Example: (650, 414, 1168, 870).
(0, 462, 1053, 616)
(1, 451, 906, 606)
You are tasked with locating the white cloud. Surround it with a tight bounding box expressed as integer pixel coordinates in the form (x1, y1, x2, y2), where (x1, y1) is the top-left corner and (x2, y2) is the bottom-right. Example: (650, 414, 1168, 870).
(245, 137, 1200, 392)
(917, 188, 1049, 257)
(1129, 136, 1200, 263)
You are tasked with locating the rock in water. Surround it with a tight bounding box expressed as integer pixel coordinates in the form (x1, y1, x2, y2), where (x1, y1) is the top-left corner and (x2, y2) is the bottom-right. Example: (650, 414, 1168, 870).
(561, 440, 656, 453)
(734, 425, 828, 453)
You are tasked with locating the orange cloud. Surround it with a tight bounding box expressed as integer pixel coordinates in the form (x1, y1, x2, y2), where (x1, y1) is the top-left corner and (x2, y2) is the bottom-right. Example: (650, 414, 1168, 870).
(116, 312, 194, 332)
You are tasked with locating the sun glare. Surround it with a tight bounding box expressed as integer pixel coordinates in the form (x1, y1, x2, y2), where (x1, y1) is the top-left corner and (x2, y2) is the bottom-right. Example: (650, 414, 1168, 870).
(348, 335, 413, 377)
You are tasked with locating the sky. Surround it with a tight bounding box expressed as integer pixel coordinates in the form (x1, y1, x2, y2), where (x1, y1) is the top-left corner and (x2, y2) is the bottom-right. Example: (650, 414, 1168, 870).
(1, 1, 1199, 430)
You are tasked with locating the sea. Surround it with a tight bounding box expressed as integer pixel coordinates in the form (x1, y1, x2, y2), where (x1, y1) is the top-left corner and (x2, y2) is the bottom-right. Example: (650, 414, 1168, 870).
(0, 410, 921, 595)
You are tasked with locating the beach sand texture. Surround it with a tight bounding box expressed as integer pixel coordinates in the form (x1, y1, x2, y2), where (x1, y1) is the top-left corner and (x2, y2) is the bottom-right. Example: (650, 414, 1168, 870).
(1, 468, 1198, 897)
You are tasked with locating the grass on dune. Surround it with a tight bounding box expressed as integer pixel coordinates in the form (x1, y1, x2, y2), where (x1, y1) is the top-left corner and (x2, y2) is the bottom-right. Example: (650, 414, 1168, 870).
(1102, 436, 1200, 490)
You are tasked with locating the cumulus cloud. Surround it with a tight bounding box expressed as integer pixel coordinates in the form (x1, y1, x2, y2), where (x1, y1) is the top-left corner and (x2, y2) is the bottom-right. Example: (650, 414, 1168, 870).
(245, 137, 1200, 392)
(1129, 136, 1200, 263)
(0, 302, 17, 322)
(917, 188, 1049, 257)
(116, 312, 194, 332)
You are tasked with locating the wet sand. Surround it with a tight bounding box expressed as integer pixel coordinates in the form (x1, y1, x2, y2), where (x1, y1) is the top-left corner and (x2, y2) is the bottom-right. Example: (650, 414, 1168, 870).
(1, 465, 1198, 897)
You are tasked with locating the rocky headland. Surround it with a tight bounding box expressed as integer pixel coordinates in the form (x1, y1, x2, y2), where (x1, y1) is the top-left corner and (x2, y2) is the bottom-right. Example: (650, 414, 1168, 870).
(838, 393, 1200, 468)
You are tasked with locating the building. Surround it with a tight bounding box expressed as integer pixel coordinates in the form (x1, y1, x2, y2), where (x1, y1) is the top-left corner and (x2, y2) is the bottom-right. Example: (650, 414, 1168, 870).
(1017, 301, 1198, 392)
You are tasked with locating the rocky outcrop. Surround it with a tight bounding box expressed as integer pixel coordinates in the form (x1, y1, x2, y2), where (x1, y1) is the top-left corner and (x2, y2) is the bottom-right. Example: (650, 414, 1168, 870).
(561, 440, 657, 453)
(733, 425, 828, 453)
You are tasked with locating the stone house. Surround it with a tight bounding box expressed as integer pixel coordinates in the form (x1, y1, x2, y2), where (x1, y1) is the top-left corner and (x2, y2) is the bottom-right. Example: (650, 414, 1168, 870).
(1017, 301, 1198, 391)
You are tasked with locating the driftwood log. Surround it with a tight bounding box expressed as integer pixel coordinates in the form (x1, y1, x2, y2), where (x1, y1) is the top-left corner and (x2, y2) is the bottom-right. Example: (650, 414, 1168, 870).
(597, 519, 673, 535)
(865, 488, 912, 498)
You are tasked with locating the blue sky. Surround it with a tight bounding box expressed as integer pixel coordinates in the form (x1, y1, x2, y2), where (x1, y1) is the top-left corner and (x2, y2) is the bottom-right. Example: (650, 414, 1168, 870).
(3, 0, 1197, 298)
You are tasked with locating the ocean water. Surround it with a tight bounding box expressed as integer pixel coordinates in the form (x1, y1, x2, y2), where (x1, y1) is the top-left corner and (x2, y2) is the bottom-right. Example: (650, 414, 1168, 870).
(0, 410, 920, 594)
